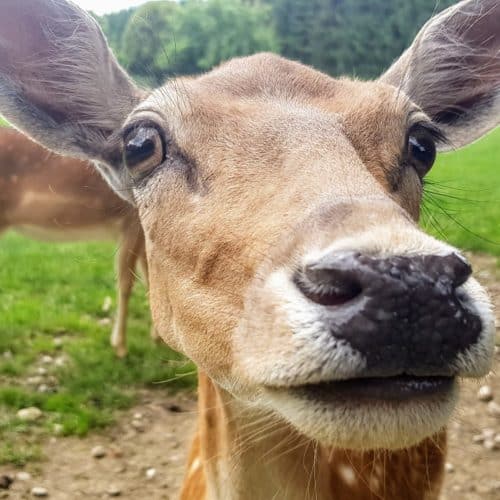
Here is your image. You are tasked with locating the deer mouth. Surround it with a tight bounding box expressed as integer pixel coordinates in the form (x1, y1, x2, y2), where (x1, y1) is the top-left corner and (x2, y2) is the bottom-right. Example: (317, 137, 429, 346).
(262, 372, 459, 449)
(293, 374, 455, 403)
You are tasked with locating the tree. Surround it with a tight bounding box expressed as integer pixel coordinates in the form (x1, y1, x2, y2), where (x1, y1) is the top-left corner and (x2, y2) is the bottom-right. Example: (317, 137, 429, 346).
(100, 0, 459, 83)
(118, 0, 278, 85)
(120, 1, 179, 84)
(268, 0, 457, 78)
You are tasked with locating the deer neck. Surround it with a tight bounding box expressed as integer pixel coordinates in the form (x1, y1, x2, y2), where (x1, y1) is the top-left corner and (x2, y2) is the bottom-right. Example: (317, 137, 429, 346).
(196, 372, 332, 500)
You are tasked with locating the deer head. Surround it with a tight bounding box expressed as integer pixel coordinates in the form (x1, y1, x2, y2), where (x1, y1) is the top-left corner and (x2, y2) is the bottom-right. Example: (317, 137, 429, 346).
(0, 0, 498, 457)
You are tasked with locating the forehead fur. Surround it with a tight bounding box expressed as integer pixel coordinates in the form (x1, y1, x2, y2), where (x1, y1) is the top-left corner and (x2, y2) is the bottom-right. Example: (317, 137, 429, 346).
(142, 53, 411, 116)
(134, 53, 416, 209)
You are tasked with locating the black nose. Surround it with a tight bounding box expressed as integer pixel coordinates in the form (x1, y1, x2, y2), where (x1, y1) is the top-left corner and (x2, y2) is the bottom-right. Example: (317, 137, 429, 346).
(295, 252, 481, 376)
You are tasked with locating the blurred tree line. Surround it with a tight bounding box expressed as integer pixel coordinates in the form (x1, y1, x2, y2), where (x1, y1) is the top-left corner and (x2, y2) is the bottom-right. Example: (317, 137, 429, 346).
(96, 0, 457, 85)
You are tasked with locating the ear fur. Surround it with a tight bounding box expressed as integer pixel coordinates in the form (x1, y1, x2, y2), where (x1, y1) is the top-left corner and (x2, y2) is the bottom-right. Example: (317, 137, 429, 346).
(0, 0, 142, 159)
(381, 0, 500, 150)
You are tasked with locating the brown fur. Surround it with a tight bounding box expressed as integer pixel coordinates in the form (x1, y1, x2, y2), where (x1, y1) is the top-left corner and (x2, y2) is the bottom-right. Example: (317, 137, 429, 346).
(0, 127, 150, 357)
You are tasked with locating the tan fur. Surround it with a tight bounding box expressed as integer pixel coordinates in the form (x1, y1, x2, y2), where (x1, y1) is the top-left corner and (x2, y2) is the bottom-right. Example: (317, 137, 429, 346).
(0, 1, 498, 498)
(0, 127, 152, 357)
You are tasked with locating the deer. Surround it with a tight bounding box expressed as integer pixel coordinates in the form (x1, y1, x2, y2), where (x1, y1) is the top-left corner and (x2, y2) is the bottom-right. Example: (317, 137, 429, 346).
(0, 0, 498, 498)
(0, 126, 153, 358)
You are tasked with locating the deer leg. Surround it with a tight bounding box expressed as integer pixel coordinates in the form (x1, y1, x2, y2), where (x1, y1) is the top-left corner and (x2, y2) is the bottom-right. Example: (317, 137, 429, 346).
(110, 224, 143, 358)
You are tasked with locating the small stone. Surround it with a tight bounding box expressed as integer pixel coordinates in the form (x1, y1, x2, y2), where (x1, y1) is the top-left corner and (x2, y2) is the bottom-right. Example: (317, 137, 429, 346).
(16, 471, 32, 481)
(483, 439, 499, 451)
(483, 428, 496, 439)
(26, 376, 44, 386)
(53, 424, 64, 435)
(487, 401, 500, 418)
(445, 463, 454, 473)
(133, 412, 143, 420)
(473, 434, 485, 444)
(102, 296, 113, 312)
(2, 350, 12, 359)
(36, 367, 48, 376)
(131, 419, 144, 432)
(145, 468, 156, 479)
(40, 356, 53, 365)
(107, 485, 121, 497)
(91, 445, 106, 459)
(17, 407, 43, 421)
(54, 357, 66, 368)
(477, 385, 494, 402)
(0, 475, 13, 490)
(31, 486, 48, 497)
(53, 337, 64, 348)
(37, 384, 50, 393)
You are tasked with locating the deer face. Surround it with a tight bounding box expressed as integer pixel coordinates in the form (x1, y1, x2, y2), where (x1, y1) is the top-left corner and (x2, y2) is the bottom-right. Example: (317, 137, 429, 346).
(0, 0, 498, 450)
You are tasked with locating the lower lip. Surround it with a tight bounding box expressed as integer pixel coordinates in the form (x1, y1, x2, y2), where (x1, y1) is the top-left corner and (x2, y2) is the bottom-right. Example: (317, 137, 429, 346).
(298, 375, 455, 403)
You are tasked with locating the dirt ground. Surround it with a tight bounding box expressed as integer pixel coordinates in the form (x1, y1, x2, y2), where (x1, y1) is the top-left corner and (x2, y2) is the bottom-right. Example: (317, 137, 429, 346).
(1, 254, 499, 499)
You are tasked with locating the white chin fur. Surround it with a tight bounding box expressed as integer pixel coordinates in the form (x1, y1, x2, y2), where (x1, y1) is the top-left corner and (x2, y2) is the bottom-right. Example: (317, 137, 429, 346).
(264, 384, 458, 450)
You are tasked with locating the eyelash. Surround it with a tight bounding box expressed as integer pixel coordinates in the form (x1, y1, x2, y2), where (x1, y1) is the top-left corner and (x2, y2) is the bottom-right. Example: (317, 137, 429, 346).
(410, 122, 449, 146)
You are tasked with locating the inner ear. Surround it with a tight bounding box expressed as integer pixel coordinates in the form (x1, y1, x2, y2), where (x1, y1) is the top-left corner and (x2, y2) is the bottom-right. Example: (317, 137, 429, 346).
(381, 0, 500, 150)
(0, 0, 141, 159)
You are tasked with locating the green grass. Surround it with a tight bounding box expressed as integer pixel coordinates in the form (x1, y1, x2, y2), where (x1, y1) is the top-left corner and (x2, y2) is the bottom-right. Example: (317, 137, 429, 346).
(0, 234, 195, 465)
(0, 116, 8, 127)
(422, 127, 500, 257)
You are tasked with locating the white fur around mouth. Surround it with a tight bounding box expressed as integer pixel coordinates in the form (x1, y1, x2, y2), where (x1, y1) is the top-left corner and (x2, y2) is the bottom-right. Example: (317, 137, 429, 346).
(263, 379, 458, 450)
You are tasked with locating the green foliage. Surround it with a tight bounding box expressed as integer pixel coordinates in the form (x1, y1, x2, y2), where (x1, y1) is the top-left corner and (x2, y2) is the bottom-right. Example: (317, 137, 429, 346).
(0, 234, 196, 464)
(121, 1, 178, 84)
(171, 0, 279, 73)
(0, 115, 8, 127)
(423, 128, 500, 256)
(100, 0, 461, 82)
(269, 0, 457, 78)
(105, 0, 279, 84)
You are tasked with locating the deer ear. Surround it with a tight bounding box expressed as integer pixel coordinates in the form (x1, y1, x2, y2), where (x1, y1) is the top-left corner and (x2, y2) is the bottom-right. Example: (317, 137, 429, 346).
(0, 0, 141, 160)
(381, 0, 500, 151)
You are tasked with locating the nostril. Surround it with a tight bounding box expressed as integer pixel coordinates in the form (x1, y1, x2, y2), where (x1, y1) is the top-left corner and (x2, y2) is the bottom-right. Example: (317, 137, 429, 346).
(294, 265, 363, 307)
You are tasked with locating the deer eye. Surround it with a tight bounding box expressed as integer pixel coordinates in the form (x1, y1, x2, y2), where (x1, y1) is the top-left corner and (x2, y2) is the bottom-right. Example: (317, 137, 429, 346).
(123, 125, 165, 179)
(407, 128, 436, 178)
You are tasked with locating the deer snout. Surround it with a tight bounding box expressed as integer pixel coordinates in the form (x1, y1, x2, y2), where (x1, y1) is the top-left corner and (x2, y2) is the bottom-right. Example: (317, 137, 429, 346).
(295, 251, 483, 377)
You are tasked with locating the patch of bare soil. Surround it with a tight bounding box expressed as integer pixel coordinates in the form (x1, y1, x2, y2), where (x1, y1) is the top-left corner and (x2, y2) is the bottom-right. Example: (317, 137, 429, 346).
(0, 254, 499, 499)
(0, 392, 197, 499)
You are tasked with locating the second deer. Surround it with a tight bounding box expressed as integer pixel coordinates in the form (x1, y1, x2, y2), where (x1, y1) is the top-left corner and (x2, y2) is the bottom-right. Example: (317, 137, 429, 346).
(0, 127, 152, 357)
